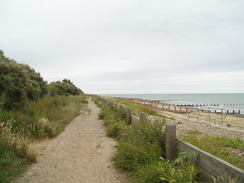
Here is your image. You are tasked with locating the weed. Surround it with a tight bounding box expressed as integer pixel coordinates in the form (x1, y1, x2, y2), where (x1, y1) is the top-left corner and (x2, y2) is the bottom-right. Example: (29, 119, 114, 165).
(186, 130, 203, 135)
(133, 157, 198, 183)
(212, 174, 238, 183)
(183, 134, 244, 169)
(0, 95, 88, 182)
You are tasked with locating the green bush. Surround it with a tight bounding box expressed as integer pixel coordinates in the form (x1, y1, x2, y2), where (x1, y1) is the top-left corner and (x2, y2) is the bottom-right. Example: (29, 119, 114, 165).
(98, 104, 127, 139)
(0, 51, 47, 110)
(48, 79, 83, 97)
(133, 157, 198, 183)
(105, 119, 126, 138)
(115, 120, 165, 172)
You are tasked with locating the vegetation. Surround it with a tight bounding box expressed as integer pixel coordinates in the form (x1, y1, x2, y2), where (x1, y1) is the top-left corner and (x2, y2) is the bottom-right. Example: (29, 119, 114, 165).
(183, 131, 244, 169)
(0, 95, 87, 183)
(109, 98, 172, 119)
(0, 50, 87, 182)
(48, 79, 83, 97)
(0, 50, 47, 110)
(93, 96, 199, 183)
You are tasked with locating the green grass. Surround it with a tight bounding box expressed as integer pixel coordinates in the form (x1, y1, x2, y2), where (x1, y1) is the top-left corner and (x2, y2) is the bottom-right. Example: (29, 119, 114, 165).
(98, 105, 127, 139)
(0, 136, 31, 183)
(132, 157, 198, 183)
(183, 131, 244, 169)
(114, 120, 166, 172)
(0, 95, 88, 183)
(110, 98, 172, 119)
(94, 96, 199, 183)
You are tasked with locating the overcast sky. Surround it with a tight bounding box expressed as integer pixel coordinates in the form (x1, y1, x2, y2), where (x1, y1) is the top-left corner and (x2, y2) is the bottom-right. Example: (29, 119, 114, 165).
(1, 0, 244, 94)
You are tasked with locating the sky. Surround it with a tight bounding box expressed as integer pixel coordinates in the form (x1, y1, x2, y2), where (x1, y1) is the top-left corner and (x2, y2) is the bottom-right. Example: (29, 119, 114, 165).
(1, 0, 244, 94)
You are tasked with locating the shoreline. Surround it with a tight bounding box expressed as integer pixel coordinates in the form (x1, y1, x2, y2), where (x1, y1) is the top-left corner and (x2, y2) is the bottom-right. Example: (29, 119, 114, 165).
(113, 97, 244, 135)
(106, 93, 244, 115)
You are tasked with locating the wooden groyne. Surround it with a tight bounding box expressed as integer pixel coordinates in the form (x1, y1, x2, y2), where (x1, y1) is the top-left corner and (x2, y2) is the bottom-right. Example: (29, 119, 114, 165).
(114, 98, 242, 115)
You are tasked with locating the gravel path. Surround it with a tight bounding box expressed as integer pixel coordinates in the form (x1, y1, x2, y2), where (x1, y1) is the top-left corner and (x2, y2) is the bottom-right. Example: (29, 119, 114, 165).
(16, 99, 125, 183)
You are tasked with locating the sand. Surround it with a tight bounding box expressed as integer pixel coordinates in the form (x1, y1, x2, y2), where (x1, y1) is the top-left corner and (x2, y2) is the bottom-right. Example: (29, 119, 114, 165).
(15, 99, 125, 183)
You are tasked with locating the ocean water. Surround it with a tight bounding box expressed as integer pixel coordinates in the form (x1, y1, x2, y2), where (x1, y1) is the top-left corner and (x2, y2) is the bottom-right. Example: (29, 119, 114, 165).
(102, 93, 244, 114)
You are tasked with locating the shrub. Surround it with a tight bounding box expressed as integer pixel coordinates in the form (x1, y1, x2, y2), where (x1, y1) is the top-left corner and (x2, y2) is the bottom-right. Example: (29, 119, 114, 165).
(0, 51, 47, 110)
(133, 157, 198, 183)
(48, 79, 83, 97)
(115, 120, 165, 172)
(98, 105, 127, 139)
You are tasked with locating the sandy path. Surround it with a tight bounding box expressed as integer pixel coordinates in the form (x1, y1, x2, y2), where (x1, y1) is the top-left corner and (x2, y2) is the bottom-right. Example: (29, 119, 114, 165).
(16, 99, 125, 183)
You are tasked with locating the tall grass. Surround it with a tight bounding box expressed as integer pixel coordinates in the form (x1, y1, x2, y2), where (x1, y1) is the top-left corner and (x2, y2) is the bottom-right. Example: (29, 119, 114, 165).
(94, 96, 199, 183)
(0, 95, 88, 183)
(98, 100, 127, 139)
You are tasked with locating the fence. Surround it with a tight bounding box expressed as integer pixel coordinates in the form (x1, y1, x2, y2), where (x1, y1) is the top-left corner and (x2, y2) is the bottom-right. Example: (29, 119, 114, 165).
(127, 98, 242, 114)
(99, 97, 244, 183)
(121, 98, 239, 127)
(187, 107, 227, 126)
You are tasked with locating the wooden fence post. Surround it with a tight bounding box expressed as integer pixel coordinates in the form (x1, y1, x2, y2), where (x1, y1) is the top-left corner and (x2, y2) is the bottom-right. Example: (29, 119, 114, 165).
(166, 123, 177, 160)
(126, 108, 132, 125)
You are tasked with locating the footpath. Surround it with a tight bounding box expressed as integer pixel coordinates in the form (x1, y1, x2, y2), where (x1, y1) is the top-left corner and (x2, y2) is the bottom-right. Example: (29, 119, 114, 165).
(16, 99, 125, 183)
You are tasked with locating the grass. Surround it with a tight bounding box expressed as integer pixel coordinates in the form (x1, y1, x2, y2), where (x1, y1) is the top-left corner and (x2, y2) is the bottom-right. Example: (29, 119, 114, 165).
(183, 131, 244, 169)
(109, 98, 173, 119)
(98, 105, 127, 139)
(0, 95, 88, 183)
(94, 96, 199, 183)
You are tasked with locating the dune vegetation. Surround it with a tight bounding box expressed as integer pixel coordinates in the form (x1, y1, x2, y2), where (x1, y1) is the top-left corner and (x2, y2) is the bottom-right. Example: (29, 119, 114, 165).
(0, 50, 87, 183)
(93, 96, 198, 183)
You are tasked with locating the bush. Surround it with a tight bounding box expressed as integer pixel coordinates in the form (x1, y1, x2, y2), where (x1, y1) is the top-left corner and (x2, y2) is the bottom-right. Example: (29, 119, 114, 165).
(48, 79, 83, 97)
(115, 120, 165, 172)
(133, 157, 198, 183)
(105, 120, 126, 138)
(0, 51, 47, 110)
(98, 104, 127, 139)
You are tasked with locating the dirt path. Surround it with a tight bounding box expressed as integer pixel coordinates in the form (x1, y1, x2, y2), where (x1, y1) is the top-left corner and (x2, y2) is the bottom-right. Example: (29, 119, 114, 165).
(16, 99, 125, 183)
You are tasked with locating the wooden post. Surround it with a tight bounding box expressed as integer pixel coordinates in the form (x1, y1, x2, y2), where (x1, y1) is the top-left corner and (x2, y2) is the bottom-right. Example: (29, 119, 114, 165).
(166, 124, 177, 160)
(126, 108, 132, 125)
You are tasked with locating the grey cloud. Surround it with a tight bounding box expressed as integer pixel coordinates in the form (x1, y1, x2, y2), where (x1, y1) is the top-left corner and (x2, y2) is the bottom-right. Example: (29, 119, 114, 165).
(1, 0, 244, 93)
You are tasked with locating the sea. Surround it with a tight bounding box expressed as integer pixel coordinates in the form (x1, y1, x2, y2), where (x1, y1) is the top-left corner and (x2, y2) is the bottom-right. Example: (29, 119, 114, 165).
(101, 93, 244, 115)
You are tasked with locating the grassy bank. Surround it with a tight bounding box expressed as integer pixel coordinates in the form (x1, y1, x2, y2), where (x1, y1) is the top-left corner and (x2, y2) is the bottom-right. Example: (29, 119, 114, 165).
(106, 97, 244, 170)
(183, 131, 244, 169)
(93, 96, 198, 183)
(0, 95, 88, 183)
(109, 98, 172, 119)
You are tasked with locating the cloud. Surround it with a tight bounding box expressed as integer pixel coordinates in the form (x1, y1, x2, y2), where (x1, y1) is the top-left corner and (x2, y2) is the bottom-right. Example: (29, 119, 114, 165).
(0, 0, 244, 93)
